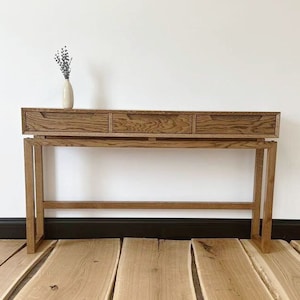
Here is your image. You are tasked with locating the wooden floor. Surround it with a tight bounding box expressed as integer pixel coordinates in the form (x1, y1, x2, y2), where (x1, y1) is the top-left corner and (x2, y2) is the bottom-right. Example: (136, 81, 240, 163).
(0, 238, 299, 300)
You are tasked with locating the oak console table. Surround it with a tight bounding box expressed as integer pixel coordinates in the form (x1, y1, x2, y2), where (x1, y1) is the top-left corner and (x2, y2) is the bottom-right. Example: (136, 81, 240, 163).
(22, 108, 280, 253)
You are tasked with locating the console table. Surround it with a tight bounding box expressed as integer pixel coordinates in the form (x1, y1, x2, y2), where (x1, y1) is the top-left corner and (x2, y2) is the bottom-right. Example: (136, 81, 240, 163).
(22, 108, 280, 253)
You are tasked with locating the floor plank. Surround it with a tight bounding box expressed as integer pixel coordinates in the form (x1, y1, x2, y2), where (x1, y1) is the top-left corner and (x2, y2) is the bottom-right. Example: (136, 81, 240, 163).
(113, 238, 196, 300)
(291, 240, 300, 253)
(0, 240, 25, 266)
(241, 239, 300, 300)
(113, 238, 160, 300)
(14, 239, 120, 300)
(158, 240, 196, 300)
(2, 238, 299, 299)
(0, 240, 56, 300)
(192, 238, 273, 300)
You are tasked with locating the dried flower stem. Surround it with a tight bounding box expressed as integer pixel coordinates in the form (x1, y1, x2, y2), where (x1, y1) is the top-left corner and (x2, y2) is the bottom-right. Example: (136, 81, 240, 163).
(54, 46, 72, 79)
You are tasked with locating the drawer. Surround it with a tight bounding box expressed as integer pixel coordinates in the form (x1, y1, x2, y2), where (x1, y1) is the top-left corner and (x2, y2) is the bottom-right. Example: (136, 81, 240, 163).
(195, 113, 280, 137)
(23, 110, 109, 135)
(112, 113, 193, 134)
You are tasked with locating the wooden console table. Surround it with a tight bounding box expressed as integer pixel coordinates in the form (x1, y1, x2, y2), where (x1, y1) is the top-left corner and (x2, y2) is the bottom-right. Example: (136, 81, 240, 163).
(22, 108, 280, 253)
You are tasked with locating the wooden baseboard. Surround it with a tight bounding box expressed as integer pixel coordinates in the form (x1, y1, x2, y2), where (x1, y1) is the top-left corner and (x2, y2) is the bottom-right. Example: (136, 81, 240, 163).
(0, 218, 299, 240)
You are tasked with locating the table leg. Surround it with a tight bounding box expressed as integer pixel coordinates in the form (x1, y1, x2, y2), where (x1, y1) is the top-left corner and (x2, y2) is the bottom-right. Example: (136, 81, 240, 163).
(34, 144, 45, 241)
(261, 142, 277, 253)
(24, 139, 36, 254)
(251, 149, 264, 238)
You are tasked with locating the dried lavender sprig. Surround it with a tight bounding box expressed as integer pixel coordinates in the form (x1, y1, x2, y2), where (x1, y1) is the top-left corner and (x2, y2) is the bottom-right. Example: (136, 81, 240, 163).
(54, 46, 72, 79)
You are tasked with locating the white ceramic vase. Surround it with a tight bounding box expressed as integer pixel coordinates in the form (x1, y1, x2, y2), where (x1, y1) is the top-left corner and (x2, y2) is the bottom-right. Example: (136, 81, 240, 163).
(63, 79, 74, 109)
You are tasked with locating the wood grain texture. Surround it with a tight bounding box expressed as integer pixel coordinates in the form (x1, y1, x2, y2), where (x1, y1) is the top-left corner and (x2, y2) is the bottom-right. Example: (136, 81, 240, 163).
(261, 142, 277, 253)
(23, 111, 109, 134)
(0, 240, 25, 266)
(29, 137, 275, 149)
(43, 200, 254, 210)
(291, 240, 300, 253)
(113, 238, 196, 300)
(195, 114, 278, 136)
(251, 149, 264, 238)
(2, 238, 300, 298)
(22, 108, 280, 138)
(24, 139, 35, 254)
(241, 239, 300, 300)
(0, 240, 56, 300)
(34, 145, 44, 240)
(14, 239, 120, 300)
(192, 238, 273, 300)
(112, 112, 193, 134)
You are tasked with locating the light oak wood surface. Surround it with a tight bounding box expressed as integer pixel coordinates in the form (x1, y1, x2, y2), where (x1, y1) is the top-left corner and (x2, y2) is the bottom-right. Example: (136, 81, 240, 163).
(113, 238, 196, 300)
(43, 200, 254, 210)
(241, 239, 300, 300)
(14, 239, 120, 300)
(291, 240, 300, 253)
(192, 238, 273, 299)
(1, 238, 298, 299)
(0, 240, 25, 266)
(22, 108, 280, 138)
(0, 240, 56, 300)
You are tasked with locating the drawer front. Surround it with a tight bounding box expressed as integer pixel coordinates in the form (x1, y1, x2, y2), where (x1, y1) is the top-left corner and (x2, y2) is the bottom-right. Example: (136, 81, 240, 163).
(112, 113, 193, 134)
(23, 111, 109, 135)
(195, 113, 279, 137)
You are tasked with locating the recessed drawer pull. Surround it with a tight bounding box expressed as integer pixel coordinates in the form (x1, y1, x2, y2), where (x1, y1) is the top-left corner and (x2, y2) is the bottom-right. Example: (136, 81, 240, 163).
(209, 115, 262, 121)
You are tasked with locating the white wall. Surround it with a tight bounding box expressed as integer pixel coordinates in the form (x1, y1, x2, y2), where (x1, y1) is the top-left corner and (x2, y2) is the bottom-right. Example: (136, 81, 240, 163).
(0, 0, 299, 219)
